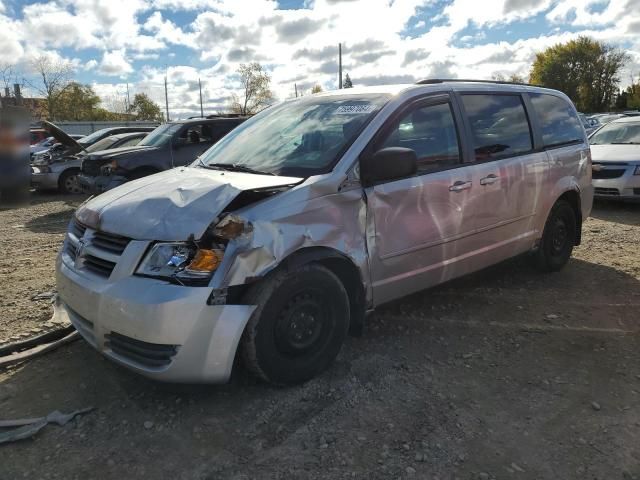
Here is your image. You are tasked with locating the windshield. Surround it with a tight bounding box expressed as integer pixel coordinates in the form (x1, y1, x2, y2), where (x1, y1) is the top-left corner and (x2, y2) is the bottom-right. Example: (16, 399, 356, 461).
(139, 123, 181, 147)
(590, 122, 640, 144)
(77, 128, 114, 146)
(198, 93, 391, 177)
(84, 136, 118, 153)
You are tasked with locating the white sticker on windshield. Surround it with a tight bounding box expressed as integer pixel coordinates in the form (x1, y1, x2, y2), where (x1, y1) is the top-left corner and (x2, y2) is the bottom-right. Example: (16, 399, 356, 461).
(335, 104, 375, 115)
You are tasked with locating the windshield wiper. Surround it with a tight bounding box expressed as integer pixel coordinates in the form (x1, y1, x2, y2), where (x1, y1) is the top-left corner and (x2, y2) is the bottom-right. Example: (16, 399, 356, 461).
(202, 162, 276, 176)
(610, 142, 640, 145)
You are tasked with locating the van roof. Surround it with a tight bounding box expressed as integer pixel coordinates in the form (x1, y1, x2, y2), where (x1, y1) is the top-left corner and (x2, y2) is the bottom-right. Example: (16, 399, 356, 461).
(311, 80, 564, 98)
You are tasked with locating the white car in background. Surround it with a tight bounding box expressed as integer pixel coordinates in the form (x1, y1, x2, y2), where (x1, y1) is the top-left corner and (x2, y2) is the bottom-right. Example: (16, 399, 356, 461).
(590, 116, 640, 201)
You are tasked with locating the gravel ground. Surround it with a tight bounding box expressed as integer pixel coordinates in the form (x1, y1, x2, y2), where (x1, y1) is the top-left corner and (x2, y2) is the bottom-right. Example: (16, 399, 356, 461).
(1, 194, 639, 480)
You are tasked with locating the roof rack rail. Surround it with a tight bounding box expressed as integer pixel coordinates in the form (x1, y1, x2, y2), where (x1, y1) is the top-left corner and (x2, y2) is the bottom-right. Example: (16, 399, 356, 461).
(205, 113, 249, 119)
(184, 114, 250, 119)
(416, 78, 533, 87)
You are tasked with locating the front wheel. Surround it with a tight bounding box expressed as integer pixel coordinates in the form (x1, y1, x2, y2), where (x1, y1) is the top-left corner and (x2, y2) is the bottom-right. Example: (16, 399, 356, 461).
(58, 169, 83, 194)
(535, 200, 577, 272)
(240, 264, 350, 385)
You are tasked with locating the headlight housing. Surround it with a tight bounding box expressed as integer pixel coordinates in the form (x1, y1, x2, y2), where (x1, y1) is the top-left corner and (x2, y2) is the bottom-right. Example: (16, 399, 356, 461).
(136, 242, 224, 285)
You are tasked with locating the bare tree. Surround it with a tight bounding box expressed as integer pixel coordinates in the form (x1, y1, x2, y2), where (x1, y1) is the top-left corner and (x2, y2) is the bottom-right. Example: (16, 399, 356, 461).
(102, 94, 129, 115)
(0, 63, 17, 92)
(311, 84, 323, 94)
(25, 55, 74, 120)
(229, 62, 274, 115)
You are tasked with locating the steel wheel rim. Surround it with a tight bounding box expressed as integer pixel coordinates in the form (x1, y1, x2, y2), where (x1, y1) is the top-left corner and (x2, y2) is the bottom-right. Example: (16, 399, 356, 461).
(65, 175, 82, 194)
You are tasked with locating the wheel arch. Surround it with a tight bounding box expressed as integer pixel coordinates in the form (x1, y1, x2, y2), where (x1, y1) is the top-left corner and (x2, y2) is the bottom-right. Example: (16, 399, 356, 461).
(57, 167, 81, 192)
(274, 247, 367, 336)
(556, 189, 582, 246)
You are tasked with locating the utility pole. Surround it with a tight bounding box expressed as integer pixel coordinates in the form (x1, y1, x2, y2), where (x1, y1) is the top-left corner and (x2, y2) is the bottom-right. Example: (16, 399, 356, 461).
(198, 78, 204, 117)
(126, 82, 130, 114)
(294, 83, 298, 98)
(164, 75, 170, 122)
(338, 43, 343, 89)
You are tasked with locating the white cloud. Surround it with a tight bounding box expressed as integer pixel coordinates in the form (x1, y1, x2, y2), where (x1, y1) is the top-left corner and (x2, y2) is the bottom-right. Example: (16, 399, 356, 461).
(2, 0, 639, 116)
(99, 50, 133, 76)
(84, 59, 98, 71)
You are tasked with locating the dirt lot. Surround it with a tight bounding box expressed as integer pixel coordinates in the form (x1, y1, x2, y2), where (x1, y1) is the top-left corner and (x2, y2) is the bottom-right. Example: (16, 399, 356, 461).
(1, 193, 639, 480)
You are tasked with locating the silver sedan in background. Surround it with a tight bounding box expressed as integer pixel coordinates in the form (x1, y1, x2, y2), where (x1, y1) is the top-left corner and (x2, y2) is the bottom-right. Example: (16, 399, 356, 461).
(590, 116, 640, 201)
(31, 131, 148, 194)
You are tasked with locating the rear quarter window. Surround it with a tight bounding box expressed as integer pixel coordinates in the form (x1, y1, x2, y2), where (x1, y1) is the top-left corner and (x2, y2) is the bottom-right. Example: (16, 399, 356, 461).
(461, 94, 533, 161)
(530, 93, 584, 148)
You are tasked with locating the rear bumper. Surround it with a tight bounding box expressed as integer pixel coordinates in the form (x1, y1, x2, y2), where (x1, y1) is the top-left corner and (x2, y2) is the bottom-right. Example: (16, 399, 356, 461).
(56, 252, 255, 383)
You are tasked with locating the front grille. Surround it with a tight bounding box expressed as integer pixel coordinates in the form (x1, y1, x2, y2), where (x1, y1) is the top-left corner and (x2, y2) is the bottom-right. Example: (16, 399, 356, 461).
(595, 187, 620, 196)
(65, 222, 131, 279)
(83, 254, 117, 277)
(81, 160, 102, 176)
(634, 188, 640, 195)
(70, 220, 86, 240)
(106, 332, 178, 368)
(92, 230, 130, 254)
(592, 169, 626, 179)
(66, 242, 78, 260)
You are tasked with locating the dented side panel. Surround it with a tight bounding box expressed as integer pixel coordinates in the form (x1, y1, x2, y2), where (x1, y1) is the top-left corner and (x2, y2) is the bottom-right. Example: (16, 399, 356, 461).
(213, 179, 372, 303)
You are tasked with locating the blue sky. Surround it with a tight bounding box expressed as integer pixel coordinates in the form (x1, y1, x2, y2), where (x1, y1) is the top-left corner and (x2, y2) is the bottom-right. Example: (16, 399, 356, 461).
(1, 0, 638, 117)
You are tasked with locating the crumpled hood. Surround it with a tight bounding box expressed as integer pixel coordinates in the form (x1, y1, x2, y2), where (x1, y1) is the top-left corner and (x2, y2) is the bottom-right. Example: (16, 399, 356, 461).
(75, 167, 302, 241)
(86, 145, 156, 160)
(42, 121, 87, 156)
(590, 144, 640, 163)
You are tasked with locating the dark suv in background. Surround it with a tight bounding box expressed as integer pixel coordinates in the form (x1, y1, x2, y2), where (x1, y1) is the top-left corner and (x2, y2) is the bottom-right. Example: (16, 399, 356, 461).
(78, 115, 248, 193)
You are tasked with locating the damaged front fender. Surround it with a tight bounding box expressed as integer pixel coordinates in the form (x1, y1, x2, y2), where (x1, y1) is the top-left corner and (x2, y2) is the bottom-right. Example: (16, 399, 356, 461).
(212, 178, 371, 306)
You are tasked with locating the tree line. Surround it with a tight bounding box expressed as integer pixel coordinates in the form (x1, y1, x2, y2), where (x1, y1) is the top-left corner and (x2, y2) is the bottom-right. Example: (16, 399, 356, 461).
(4, 37, 637, 122)
(1, 55, 164, 122)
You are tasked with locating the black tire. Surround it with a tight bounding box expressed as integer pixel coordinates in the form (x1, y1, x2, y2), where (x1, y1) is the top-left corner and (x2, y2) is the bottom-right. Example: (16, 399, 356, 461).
(535, 200, 577, 272)
(58, 169, 83, 194)
(240, 263, 350, 385)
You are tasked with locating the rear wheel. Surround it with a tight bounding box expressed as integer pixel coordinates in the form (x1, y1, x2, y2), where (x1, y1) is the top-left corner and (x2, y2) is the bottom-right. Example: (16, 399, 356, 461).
(58, 169, 82, 194)
(535, 200, 577, 272)
(241, 264, 350, 385)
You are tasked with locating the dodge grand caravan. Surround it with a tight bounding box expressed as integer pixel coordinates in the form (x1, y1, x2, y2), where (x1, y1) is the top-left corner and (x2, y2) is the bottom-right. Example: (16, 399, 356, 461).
(56, 80, 593, 385)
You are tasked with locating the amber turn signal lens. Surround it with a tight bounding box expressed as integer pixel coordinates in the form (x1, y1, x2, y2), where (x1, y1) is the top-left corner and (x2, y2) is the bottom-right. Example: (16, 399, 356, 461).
(186, 249, 223, 273)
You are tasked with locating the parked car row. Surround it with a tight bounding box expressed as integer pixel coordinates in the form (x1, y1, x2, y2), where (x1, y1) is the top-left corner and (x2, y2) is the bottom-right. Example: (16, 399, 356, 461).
(32, 125, 156, 194)
(34, 116, 247, 194)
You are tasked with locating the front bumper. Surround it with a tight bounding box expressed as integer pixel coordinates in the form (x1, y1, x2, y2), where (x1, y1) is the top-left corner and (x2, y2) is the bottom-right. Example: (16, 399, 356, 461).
(31, 166, 60, 190)
(78, 174, 127, 194)
(56, 251, 255, 383)
(593, 167, 640, 200)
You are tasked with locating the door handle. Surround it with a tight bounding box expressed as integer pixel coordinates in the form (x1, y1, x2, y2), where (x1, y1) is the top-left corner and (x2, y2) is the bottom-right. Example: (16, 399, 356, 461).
(449, 180, 472, 192)
(480, 174, 499, 186)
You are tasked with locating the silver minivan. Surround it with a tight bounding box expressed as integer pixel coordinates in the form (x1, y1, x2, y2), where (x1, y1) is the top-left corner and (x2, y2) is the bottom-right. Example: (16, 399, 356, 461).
(56, 81, 594, 384)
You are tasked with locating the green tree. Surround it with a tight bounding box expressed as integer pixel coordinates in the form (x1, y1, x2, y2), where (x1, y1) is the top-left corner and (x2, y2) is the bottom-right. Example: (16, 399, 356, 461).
(229, 62, 274, 115)
(529, 36, 628, 112)
(311, 84, 323, 94)
(343, 74, 353, 88)
(54, 82, 101, 120)
(627, 78, 640, 110)
(614, 90, 628, 110)
(130, 93, 163, 121)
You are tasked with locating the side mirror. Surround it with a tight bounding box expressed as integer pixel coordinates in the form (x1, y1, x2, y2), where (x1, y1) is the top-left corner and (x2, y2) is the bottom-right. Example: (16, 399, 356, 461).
(360, 147, 418, 186)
